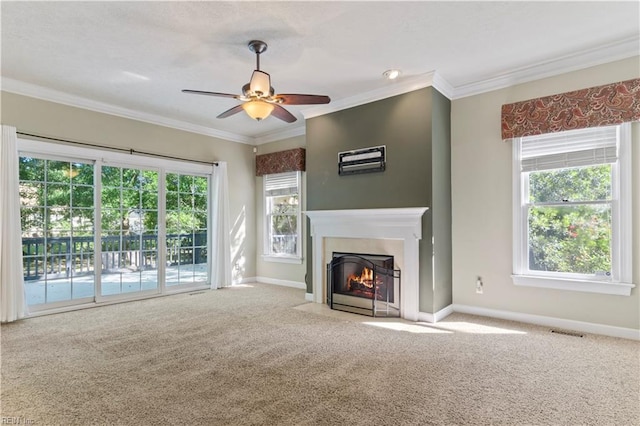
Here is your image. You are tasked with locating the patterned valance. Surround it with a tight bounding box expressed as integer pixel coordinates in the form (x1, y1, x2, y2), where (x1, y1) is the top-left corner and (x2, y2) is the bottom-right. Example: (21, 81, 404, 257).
(501, 78, 640, 140)
(256, 147, 305, 176)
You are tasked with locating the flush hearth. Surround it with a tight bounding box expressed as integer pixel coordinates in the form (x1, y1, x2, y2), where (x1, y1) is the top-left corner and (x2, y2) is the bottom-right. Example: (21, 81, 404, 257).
(327, 252, 400, 317)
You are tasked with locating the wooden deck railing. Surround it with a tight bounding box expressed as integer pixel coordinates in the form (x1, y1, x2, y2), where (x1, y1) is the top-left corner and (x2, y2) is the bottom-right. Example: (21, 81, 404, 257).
(22, 233, 207, 281)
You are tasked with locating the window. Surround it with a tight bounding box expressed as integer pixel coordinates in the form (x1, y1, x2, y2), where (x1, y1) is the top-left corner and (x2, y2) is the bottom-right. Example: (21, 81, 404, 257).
(263, 171, 302, 263)
(512, 124, 634, 296)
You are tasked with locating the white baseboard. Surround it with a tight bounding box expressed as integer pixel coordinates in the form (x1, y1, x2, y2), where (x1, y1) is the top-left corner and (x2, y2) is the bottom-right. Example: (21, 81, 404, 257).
(417, 304, 455, 323)
(255, 276, 306, 290)
(239, 285, 638, 339)
(452, 304, 640, 341)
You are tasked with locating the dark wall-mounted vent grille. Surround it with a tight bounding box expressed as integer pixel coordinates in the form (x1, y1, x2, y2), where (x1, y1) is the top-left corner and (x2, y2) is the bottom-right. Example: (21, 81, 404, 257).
(338, 146, 386, 176)
(550, 329, 584, 338)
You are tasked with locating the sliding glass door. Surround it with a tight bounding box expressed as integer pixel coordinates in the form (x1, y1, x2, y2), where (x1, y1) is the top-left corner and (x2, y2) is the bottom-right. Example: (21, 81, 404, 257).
(100, 165, 160, 298)
(165, 172, 209, 288)
(18, 143, 213, 312)
(19, 157, 96, 307)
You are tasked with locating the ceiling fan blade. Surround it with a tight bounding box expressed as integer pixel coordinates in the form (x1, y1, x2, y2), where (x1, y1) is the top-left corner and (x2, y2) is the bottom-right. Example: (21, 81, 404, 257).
(275, 94, 331, 105)
(182, 89, 239, 99)
(217, 104, 245, 119)
(271, 104, 297, 123)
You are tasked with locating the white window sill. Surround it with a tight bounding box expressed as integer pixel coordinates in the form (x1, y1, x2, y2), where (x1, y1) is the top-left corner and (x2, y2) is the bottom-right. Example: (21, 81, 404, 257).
(512, 275, 635, 296)
(262, 255, 303, 265)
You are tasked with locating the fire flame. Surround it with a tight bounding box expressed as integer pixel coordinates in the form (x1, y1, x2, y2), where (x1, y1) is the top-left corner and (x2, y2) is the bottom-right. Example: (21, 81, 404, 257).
(347, 267, 375, 289)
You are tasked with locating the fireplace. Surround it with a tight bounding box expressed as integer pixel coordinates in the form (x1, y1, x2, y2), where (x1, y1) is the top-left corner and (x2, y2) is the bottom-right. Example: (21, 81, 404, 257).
(327, 252, 400, 317)
(306, 207, 428, 321)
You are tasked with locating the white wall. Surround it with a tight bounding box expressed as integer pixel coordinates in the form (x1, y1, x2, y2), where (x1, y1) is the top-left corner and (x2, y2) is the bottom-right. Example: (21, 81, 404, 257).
(1, 91, 257, 282)
(254, 135, 307, 286)
(451, 57, 640, 330)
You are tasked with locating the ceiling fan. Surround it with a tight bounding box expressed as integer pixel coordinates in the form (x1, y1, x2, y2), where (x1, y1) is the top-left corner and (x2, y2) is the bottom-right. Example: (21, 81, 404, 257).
(182, 40, 331, 123)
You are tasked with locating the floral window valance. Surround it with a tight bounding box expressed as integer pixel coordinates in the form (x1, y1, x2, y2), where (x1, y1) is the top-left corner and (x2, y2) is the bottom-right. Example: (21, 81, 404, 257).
(501, 78, 640, 140)
(255, 147, 305, 176)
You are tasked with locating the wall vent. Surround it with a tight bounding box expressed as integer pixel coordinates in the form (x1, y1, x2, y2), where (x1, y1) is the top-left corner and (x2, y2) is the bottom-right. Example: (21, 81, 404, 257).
(338, 145, 386, 176)
(550, 329, 584, 338)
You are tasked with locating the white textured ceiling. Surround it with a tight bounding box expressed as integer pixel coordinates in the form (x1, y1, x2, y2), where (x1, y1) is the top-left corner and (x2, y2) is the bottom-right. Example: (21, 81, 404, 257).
(2, 1, 639, 144)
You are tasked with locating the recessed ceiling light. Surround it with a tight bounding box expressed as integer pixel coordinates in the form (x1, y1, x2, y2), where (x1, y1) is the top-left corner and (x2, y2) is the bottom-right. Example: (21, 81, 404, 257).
(383, 69, 401, 80)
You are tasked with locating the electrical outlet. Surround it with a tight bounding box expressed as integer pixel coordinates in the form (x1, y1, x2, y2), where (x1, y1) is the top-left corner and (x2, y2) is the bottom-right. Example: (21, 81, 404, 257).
(476, 277, 483, 294)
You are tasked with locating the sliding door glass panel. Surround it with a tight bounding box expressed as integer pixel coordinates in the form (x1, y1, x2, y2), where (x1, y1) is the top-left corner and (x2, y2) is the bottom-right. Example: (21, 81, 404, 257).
(166, 173, 209, 287)
(100, 166, 159, 296)
(19, 157, 95, 308)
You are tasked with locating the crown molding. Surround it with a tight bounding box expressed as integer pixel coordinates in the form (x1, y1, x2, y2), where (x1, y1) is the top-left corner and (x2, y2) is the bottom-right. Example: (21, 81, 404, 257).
(432, 72, 455, 99)
(1, 78, 254, 145)
(262, 71, 453, 141)
(302, 71, 446, 120)
(450, 35, 640, 99)
(253, 124, 306, 145)
(3, 34, 637, 145)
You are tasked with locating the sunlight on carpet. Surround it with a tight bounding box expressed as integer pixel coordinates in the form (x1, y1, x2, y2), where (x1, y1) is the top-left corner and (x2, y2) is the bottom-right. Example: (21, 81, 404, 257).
(426, 321, 528, 335)
(361, 321, 452, 334)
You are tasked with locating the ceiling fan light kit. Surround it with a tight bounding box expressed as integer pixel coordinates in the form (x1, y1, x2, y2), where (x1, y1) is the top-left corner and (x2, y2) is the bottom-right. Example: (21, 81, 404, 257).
(242, 100, 274, 121)
(182, 40, 330, 123)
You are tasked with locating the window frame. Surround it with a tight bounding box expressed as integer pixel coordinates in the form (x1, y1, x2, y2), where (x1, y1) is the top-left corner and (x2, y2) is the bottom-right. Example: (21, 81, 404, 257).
(262, 171, 302, 264)
(512, 123, 634, 296)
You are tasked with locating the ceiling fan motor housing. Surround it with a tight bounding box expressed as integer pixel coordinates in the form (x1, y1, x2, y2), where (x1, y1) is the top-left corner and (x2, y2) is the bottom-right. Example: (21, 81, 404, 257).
(247, 71, 273, 97)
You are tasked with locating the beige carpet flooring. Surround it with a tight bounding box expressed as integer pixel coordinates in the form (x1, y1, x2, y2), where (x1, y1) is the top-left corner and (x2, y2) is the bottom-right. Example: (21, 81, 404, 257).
(1, 283, 638, 425)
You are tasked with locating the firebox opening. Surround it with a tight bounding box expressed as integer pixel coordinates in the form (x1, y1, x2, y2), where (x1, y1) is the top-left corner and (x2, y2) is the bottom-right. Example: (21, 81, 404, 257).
(327, 252, 400, 317)
(332, 252, 394, 302)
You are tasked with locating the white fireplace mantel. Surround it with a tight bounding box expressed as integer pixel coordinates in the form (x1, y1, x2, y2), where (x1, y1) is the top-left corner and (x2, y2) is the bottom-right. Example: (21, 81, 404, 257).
(305, 207, 428, 321)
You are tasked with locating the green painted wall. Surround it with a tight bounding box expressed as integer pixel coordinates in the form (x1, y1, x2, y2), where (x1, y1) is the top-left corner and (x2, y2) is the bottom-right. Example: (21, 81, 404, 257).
(305, 87, 452, 313)
(306, 88, 431, 210)
(431, 89, 452, 312)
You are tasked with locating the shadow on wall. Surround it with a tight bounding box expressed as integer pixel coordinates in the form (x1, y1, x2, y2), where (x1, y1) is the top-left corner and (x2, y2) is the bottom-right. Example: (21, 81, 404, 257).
(231, 206, 246, 283)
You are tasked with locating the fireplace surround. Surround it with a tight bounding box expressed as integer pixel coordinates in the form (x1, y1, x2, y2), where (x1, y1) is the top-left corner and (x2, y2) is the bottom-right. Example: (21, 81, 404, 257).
(306, 207, 428, 321)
